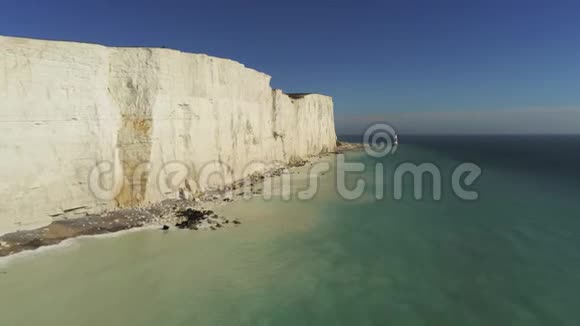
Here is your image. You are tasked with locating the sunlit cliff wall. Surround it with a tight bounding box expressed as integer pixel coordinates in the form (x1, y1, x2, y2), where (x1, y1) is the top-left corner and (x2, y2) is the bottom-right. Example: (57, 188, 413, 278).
(0, 36, 336, 235)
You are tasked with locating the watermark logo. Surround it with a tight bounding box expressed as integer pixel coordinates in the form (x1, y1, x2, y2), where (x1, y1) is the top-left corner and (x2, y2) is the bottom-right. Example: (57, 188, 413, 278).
(363, 123, 398, 157)
(87, 123, 482, 203)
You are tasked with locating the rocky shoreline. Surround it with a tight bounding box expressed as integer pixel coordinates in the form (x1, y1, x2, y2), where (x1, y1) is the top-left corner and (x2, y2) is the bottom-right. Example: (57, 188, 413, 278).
(0, 186, 255, 257)
(0, 142, 363, 257)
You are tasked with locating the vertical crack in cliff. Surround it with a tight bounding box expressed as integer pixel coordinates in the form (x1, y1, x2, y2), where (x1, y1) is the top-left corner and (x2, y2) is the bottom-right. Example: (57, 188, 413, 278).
(271, 90, 288, 160)
(108, 49, 159, 207)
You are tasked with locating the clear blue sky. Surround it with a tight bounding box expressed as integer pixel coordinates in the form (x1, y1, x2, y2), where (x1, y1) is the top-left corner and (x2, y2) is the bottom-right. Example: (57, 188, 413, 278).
(2, 0, 580, 134)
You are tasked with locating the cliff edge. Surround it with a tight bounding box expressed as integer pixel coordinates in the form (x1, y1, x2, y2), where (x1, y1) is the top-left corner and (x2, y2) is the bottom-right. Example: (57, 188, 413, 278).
(0, 36, 337, 235)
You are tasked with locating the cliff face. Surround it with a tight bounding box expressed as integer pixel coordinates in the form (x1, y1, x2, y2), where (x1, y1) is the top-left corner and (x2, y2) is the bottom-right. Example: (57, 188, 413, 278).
(0, 36, 336, 235)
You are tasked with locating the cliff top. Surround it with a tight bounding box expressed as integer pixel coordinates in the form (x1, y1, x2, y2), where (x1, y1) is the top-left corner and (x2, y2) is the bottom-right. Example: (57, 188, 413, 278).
(0, 34, 331, 98)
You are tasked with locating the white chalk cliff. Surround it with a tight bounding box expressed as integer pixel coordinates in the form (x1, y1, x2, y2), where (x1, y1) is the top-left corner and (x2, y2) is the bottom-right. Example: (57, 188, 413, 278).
(0, 36, 336, 235)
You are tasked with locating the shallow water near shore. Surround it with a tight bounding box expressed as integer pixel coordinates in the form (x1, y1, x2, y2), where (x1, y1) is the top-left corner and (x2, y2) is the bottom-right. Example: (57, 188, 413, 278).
(2, 136, 580, 325)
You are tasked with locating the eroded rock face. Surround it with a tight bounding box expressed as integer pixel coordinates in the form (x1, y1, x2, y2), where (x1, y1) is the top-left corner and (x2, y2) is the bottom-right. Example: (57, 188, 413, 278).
(0, 36, 337, 235)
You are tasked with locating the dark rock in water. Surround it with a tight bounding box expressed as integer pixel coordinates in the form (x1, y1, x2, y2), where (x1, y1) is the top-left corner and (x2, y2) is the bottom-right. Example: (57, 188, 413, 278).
(175, 221, 188, 228)
(175, 208, 211, 229)
(172, 208, 234, 231)
(162, 225, 170, 230)
(233, 219, 242, 225)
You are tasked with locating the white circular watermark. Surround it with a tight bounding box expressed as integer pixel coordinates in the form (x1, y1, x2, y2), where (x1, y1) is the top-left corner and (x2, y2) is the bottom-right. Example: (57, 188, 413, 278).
(363, 123, 399, 157)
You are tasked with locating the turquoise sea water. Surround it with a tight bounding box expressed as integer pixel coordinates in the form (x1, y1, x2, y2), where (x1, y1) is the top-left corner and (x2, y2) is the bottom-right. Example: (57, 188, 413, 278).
(1, 136, 580, 325)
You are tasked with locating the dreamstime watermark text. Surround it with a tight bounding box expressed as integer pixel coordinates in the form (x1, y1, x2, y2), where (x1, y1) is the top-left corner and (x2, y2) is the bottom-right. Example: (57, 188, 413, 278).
(88, 123, 482, 202)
